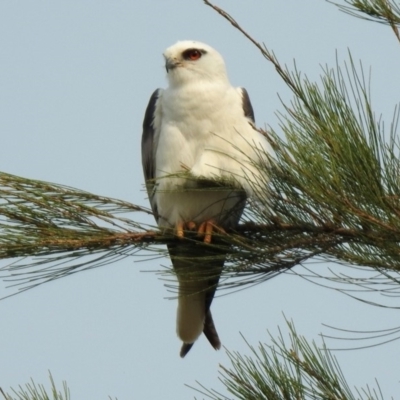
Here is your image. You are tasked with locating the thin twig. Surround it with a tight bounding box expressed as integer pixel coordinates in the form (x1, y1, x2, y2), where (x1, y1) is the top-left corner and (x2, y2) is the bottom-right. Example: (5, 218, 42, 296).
(382, 0, 400, 42)
(0, 388, 8, 400)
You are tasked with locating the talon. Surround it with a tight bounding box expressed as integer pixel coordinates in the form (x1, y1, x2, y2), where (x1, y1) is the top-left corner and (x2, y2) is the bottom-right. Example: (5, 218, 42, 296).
(187, 221, 196, 231)
(196, 220, 225, 243)
(176, 221, 184, 239)
(204, 221, 214, 244)
(197, 222, 206, 236)
(179, 220, 226, 243)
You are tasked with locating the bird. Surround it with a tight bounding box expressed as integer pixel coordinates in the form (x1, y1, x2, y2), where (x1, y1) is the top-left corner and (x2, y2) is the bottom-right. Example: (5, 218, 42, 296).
(141, 40, 270, 357)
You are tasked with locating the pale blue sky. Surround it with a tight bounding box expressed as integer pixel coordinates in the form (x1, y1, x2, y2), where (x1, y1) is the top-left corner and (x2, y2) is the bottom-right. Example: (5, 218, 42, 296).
(1, 1, 400, 399)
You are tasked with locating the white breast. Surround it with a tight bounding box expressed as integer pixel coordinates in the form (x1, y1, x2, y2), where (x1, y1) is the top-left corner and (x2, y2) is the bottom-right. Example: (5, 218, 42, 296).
(153, 82, 269, 228)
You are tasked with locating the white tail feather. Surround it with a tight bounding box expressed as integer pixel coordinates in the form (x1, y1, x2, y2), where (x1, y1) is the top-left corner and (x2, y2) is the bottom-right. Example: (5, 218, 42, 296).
(176, 280, 207, 343)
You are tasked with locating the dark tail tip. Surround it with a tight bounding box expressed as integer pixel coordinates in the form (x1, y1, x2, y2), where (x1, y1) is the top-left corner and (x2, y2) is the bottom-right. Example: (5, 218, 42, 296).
(180, 342, 194, 358)
(179, 311, 221, 358)
(203, 310, 221, 350)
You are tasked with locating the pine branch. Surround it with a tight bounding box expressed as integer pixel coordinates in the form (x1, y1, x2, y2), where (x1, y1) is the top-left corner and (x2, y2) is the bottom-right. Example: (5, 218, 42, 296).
(0, 323, 391, 400)
(0, 372, 119, 400)
(327, 0, 400, 42)
(0, 171, 325, 297)
(191, 320, 389, 400)
(1, 372, 70, 400)
(0, 171, 166, 296)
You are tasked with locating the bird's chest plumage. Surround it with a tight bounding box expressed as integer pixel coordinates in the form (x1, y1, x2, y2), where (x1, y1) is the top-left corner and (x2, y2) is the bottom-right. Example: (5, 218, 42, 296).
(156, 85, 240, 176)
(153, 85, 246, 228)
(158, 86, 234, 169)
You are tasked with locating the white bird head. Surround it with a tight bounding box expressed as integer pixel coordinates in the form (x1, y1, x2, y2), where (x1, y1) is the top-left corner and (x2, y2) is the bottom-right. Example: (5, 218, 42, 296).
(163, 41, 229, 86)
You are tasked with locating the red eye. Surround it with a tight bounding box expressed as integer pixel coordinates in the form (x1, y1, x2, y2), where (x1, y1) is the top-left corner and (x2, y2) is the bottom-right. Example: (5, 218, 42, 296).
(183, 49, 202, 61)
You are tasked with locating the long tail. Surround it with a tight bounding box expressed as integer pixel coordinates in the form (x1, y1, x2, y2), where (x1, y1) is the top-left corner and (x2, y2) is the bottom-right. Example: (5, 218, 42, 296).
(180, 310, 221, 358)
(167, 242, 225, 357)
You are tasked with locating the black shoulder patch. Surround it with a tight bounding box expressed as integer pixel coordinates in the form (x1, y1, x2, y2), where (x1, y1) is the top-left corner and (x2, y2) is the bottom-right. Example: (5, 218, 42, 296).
(240, 88, 255, 123)
(141, 89, 161, 220)
(141, 89, 160, 183)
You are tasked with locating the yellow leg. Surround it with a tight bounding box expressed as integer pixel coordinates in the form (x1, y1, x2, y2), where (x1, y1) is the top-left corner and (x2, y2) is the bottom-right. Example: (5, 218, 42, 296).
(176, 220, 225, 243)
(176, 221, 197, 239)
(176, 221, 184, 239)
(197, 220, 226, 244)
(197, 221, 206, 236)
(204, 221, 214, 244)
(187, 221, 196, 231)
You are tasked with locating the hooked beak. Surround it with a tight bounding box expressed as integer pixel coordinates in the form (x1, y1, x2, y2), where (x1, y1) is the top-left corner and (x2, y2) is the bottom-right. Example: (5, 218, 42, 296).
(165, 57, 180, 73)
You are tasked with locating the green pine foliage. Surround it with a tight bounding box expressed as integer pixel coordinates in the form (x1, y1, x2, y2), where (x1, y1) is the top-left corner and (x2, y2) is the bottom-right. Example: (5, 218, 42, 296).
(192, 320, 388, 400)
(1, 373, 70, 400)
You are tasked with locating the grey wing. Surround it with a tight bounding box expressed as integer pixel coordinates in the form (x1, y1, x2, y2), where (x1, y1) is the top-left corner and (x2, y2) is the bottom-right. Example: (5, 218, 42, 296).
(239, 87, 255, 123)
(141, 89, 162, 220)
